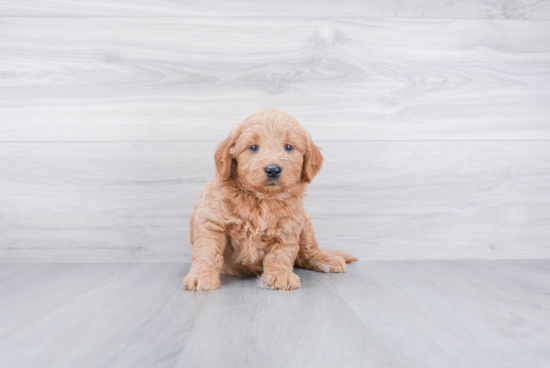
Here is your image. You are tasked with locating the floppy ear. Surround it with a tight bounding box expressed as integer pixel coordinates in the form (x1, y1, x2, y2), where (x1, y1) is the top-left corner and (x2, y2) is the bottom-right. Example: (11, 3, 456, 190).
(214, 131, 235, 181)
(302, 134, 323, 183)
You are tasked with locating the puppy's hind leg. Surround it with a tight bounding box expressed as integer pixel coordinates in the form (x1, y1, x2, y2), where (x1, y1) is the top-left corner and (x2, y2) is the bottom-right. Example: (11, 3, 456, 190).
(323, 249, 358, 263)
(296, 216, 357, 273)
(296, 249, 349, 273)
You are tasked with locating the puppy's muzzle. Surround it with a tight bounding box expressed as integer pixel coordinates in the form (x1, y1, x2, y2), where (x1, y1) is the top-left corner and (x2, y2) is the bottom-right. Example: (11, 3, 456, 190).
(264, 164, 282, 179)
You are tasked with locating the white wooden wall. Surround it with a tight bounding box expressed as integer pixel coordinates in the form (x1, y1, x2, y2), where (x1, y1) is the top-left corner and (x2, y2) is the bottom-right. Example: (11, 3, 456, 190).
(1, 2, 550, 262)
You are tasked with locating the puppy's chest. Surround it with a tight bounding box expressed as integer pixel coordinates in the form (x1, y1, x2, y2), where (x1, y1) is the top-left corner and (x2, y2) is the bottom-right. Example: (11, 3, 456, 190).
(226, 200, 302, 247)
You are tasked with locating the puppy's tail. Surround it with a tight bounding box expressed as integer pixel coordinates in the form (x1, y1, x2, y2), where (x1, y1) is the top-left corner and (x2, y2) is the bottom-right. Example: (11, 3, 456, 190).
(323, 249, 358, 263)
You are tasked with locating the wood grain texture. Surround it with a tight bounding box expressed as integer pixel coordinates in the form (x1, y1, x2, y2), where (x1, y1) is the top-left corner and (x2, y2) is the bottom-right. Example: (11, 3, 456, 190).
(0, 263, 207, 368)
(175, 268, 398, 368)
(503, 259, 550, 276)
(0, 263, 126, 340)
(1, 261, 549, 367)
(329, 261, 550, 368)
(1, 0, 550, 18)
(1, 141, 549, 262)
(1, 17, 550, 141)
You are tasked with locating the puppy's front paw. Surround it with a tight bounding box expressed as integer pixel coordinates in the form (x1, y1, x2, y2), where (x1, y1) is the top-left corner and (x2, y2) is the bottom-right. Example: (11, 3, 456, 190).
(183, 271, 221, 291)
(311, 252, 346, 273)
(261, 270, 300, 290)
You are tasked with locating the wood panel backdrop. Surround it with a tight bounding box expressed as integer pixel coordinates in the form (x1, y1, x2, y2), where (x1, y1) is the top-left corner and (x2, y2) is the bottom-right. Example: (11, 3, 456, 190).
(1, 1, 550, 262)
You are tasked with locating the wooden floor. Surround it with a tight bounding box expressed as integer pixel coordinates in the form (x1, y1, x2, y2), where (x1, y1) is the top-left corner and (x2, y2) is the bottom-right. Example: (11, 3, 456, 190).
(1, 2, 549, 366)
(0, 260, 549, 368)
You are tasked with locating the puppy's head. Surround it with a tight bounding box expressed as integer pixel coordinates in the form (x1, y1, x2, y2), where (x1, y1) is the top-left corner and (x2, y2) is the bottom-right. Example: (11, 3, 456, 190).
(214, 108, 323, 194)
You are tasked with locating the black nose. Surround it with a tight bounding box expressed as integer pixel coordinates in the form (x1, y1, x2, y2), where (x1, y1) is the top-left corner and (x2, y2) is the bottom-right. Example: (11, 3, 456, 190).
(264, 164, 282, 179)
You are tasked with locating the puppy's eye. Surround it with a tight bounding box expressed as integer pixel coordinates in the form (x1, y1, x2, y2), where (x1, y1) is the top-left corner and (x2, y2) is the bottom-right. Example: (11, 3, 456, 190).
(249, 144, 259, 152)
(284, 144, 294, 152)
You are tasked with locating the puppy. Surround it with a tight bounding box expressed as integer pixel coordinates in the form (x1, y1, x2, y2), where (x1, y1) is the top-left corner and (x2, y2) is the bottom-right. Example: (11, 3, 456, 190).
(183, 108, 357, 291)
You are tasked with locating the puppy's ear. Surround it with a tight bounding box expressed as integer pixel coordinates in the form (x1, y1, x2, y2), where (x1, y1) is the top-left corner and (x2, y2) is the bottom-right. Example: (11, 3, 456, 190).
(214, 131, 235, 181)
(302, 134, 323, 183)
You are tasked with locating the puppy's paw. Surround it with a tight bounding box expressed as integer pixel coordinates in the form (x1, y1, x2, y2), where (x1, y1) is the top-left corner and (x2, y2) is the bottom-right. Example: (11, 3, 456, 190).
(261, 270, 300, 290)
(311, 252, 346, 273)
(183, 271, 221, 291)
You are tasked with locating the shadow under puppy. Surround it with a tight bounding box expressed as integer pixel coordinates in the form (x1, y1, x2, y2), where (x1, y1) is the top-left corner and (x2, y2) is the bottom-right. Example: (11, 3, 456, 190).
(184, 108, 357, 291)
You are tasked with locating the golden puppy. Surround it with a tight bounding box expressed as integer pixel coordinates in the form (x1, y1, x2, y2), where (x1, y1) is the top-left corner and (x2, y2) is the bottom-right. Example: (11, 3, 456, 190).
(183, 108, 357, 291)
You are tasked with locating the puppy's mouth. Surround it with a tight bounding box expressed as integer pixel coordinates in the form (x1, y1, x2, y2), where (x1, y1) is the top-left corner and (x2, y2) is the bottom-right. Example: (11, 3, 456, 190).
(264, 178, 280, 186)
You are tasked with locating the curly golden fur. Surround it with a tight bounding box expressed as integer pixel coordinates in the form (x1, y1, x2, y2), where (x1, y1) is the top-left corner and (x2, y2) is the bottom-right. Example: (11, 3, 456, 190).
(183, 108, 357, 291)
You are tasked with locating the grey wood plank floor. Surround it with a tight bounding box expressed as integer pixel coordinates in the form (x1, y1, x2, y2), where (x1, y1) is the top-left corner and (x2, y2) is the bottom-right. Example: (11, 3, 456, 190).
(0, 261, 549, 368)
